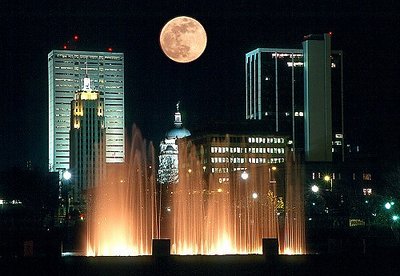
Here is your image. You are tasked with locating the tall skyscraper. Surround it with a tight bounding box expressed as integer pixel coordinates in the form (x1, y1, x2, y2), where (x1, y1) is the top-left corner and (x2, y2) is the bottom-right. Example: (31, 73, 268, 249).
(303, 33, 332, 162)
(245, 35, 344, 162)
(70, 76, 105, 204)
(48, 50, 124, 173)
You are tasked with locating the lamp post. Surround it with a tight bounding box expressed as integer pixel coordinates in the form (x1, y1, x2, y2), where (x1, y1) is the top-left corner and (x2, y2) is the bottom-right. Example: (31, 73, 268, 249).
(62, 170, 72, 224)
(268, 166, 277, 184)
(323, 175, 333, 191)
(238, 170, 249, 251)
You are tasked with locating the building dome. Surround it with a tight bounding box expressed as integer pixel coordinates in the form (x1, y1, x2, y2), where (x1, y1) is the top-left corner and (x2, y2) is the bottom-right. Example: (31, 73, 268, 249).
(166, 127, 191, 139)
(165, 101, 191, 139)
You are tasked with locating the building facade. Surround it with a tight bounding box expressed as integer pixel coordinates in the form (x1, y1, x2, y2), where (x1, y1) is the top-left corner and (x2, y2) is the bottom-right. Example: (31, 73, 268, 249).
(48, 50, 124, 173)
(245, 34, 344, 162)
(191, 133, 286, 183)
(158, 102, 191, 185)
(69, 76, 106, 204)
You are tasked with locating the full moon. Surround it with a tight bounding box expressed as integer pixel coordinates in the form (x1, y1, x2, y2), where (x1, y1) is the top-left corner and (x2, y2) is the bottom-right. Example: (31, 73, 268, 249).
(160, 16, 207, 63)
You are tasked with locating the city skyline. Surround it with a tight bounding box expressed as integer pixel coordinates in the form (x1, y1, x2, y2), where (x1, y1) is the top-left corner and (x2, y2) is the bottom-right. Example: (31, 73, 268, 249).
(1, 1, 398, 170)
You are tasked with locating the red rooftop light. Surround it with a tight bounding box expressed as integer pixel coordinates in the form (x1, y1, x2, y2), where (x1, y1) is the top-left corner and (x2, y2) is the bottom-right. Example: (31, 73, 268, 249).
(63, 44, 67, 49)
(73, 35, 79, 41)
(108, 47, 113, 52)
(328, 32, 333, 36)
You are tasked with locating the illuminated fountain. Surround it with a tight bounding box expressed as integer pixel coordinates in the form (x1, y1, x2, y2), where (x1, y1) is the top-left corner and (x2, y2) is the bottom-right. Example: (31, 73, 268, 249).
(84, 130, 305, 256)
(169, 139, 306, 255)
(86, 126, 158, 256)
(283, 155, 306, 254)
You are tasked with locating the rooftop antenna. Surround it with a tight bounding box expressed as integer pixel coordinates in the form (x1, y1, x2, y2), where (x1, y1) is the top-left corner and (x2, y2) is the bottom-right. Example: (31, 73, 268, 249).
(83, 59, 91, 91)
(174, 101, 182, 128)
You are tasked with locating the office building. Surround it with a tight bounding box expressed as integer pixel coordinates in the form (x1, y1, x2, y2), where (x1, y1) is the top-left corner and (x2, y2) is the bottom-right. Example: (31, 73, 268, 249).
(245, 34, 344, 162)
(188, 122, 287, 183)
(70, 76, 106, 204)
(48, 50, 124, 173)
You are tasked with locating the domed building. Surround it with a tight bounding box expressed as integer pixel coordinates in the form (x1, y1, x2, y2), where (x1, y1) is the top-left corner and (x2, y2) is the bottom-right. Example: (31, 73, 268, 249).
(158, 102, 190, 185)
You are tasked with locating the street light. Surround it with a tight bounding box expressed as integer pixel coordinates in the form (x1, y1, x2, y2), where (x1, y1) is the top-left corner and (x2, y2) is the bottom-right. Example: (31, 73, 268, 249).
(311, 185, 319, 193)
(62, 170, 72, 223)
(323, 175, 333, 191)
(385, 202, 392, 210)
(241, 171, 249, 180)
(393, 215, 399, 222)
(63, 170, 71, 181)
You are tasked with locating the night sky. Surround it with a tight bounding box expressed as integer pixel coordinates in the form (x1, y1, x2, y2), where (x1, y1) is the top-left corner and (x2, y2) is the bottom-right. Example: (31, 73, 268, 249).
(0, 1, 398, 170)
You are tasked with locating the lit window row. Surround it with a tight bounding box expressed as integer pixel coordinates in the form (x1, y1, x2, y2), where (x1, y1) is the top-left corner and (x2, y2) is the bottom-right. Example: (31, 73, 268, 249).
(211, 157, 245, 164)
(248, 137, 285, 144)
(211, 157, 284, 164)
(294, 112, 304, 117)
(271, 53, 302, 58)
(211, 167, 229, 173)
(287, 62, 303, 67)
(55, 78, 74, 82)
(210, 146, 284, 154)
(248, 158, 267, 164)
(269, 158, 285, 164)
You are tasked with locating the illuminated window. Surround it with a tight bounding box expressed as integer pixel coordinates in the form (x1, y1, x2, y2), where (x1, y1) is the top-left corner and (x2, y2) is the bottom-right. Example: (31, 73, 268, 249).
(362, 188, 372, 195)
(363, 173, 372, 181)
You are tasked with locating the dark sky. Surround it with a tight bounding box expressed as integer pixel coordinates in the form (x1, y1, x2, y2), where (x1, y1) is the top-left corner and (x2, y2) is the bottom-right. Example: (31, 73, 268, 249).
(0, 1, 399, 170)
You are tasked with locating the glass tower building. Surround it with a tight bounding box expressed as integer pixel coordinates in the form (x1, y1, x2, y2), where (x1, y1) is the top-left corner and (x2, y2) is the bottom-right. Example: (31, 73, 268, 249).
(245, 38, 344, 162)
(48, 50, 124, 173)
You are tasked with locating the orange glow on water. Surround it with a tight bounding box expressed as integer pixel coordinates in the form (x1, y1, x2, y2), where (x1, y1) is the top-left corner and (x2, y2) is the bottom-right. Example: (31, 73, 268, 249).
(166, 140, 305, 255)
(85, 126, 158, 256)
(85, 133, 305, 256)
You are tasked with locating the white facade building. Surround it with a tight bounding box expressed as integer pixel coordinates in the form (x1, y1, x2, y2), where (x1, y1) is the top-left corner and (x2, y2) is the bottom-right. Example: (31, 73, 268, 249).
(158, 103, 191, 185)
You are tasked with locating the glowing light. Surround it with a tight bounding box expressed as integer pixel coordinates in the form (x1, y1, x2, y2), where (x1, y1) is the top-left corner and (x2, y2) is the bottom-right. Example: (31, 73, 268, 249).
(108, 47, 113, 52)
(79, 91, 98, 100)
(63, 170, 71, 180)
(252, 192, 258, 199)
(311, 185, 319, 193)
(323, 175, 331, 182)
(393, 215, 399, 221)
(73, 35, 79, 41)
(284, 248, 294, 255)
(241, 171, 249, 180)
(385, 202, 392, 210)
(272, 166, 277, 171)
(63, 44, 67, 49)
(217, 188, 223, 193)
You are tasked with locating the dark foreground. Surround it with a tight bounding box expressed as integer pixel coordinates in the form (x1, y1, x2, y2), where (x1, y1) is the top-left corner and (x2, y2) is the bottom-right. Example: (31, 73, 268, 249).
(1, 251, 400, 276)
